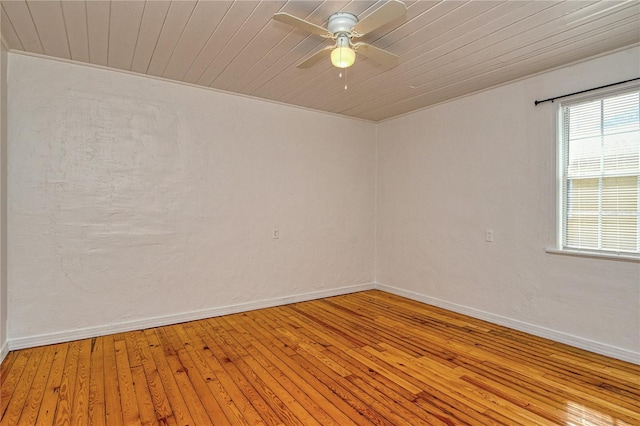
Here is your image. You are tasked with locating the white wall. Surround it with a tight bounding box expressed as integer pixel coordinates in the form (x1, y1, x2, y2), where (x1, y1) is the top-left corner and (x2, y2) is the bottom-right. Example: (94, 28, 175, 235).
(8, 53, 376, 346)
(0, 40, 8, 361)
(5, 46, 640, 363)
(377, 47, 640, 362)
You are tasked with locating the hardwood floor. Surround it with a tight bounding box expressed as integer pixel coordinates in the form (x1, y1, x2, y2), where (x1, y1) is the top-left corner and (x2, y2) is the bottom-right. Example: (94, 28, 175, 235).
(1, 290, 639, 425)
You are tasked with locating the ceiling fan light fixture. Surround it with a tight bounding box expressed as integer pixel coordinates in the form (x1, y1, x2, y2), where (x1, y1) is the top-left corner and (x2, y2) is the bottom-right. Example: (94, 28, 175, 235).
(331, 46, 356, 68)
(272, 1, 406, 70)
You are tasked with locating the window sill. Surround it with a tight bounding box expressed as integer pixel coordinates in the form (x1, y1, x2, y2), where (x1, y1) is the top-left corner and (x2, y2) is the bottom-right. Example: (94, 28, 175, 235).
(545, 248, 640, 263)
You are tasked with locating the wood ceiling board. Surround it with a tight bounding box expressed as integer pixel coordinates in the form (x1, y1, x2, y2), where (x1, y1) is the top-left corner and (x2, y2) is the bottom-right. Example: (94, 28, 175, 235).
(332, 1, 561, 107)
(357, 0, 454, 49)
(146, 0, 196, 77)
(200, 1, 280, 87)
(86, 0, 110, 66)
(347, 0, 416, 41)
(380, 1, 511, 53)
(279, 1, 504, 108)
(205, 1, 289, 88)
(566, 0, 638, 27)
(372, 2, 584, 83)
(313, 1, 556, 114)
(224, 30, 313, 93)
(376, 41, 635, 121)
(27, 0, 70, 59)
(336, 1, 601, 117)
(181, 1, 259, 84)
(2, 0, 43, 54)
(222, 0, 323, 92)
(278, 0, 492, 103)
(60, 1, 90, 63)
(107, 1, 145, 70)
(1, 4, 24, 50)
(211, 4, 308, 91)
(130, 0, 171, 74)
(1, 0, 638, 122)
(161, 1, 231, 81)
(413, 1, 635, 85)
(241, 39, 333, 98)
(371, 26, 640, 122)
(492, 2, 640, 64)
(226, 0, 432, 97)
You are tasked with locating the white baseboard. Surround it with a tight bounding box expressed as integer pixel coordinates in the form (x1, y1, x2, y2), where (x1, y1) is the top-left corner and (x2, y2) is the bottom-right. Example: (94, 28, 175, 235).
(8, 282, 375, 352)
(375, 282, 640, 365)
(0, 340, 8, 364)
(8, 281, 638, 365)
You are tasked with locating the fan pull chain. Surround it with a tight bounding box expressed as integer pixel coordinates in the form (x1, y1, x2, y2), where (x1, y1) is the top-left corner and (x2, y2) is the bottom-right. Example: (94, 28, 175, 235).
(336, 44, 348, 90)
(338, 69, 348, 90)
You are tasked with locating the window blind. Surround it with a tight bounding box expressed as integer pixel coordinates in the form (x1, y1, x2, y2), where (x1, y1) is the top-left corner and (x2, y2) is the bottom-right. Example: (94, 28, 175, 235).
(560, 89, 640, 255)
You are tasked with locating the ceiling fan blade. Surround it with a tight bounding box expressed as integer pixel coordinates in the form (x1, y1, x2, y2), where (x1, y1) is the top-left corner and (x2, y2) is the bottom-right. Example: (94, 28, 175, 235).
(297, 46, 334, 68)
(353, 42, 399, 67)
(352, 0, 407, 36)
(273, 13, 331, 38)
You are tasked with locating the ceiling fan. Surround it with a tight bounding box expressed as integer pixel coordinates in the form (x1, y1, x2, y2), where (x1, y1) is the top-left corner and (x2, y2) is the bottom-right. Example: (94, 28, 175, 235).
(273, 0, 406, 69)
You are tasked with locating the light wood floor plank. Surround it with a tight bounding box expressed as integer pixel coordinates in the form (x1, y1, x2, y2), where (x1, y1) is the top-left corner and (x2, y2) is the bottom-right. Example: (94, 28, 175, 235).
(131, 330, 172, 422)
(1, 346, 44, 425)
(34, 343, 69, 425)
(194, 320, 283, 424)
(102, 335, 124, 426)
(88, 337, 106, 426)
(143, 329, 195, 425)
(114, 339, 142, 425)
(222, 314, 365, 426)
(0, 351, 19, 387)
(251, 310, 389, 424)
(122, 332, 157, 425)
(155, 327, 213, 424)
(219, 315, 347, 426)
(176, 323, 255, 425)
(52, 340, 80, 425)
(0, 349, 32, 418)
(70, 338, 93, 424)
(213, 318, 321, 426)
(16, 344, 57, 425)
(1, 290, 638, 425)
(159, 326, 225, 424)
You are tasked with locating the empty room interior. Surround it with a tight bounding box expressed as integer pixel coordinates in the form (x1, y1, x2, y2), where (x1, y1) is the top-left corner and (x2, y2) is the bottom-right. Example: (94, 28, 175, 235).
(0, 0, 639, 425)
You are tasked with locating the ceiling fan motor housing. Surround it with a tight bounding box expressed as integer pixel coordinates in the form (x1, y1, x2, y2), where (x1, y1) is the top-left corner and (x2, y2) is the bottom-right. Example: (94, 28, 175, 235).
(327, 12, 359, 36)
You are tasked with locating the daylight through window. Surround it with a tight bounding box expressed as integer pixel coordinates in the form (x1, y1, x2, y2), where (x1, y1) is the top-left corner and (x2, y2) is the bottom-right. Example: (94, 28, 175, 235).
(559, 87, 640, 256)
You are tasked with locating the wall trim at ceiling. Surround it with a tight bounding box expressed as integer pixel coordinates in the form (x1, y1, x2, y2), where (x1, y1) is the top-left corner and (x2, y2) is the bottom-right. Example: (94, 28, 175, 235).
(5, 49, 375, 124)
(376, 282, 640, 365)
(5, 44, 640, 125)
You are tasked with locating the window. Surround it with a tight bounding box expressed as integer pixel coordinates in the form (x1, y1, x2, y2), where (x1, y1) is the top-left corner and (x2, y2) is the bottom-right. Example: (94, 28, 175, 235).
(558, 87, 640, 258)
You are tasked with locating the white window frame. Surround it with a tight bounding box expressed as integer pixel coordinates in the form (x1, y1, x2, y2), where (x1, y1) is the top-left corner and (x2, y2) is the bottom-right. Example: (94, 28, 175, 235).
(547, 83, 640, 263)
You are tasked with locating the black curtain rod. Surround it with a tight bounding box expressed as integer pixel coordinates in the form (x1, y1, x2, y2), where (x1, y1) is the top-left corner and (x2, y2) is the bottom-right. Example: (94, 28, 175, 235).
(534, 77, 640, 106)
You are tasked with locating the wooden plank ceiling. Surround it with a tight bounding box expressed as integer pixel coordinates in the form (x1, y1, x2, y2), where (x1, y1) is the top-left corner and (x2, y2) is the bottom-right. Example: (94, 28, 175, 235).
(1, 0, 639, 122)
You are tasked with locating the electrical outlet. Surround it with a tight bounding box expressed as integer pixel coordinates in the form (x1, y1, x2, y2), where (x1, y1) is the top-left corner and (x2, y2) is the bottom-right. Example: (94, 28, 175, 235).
(485, 229, 494, 243)
(273, 228, 279, 239)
